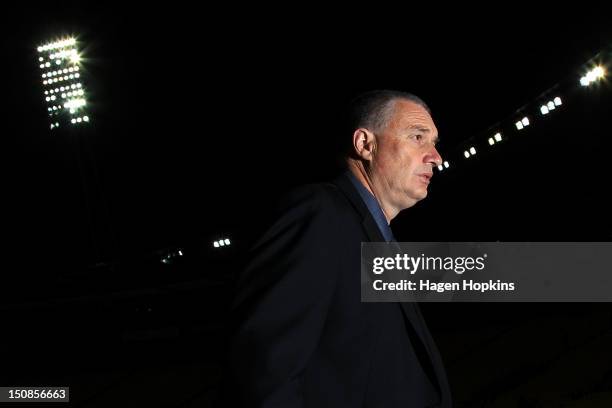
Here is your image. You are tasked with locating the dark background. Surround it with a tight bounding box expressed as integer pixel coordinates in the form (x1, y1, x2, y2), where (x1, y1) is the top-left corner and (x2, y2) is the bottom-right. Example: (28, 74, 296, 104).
(1, 4, 611, 407)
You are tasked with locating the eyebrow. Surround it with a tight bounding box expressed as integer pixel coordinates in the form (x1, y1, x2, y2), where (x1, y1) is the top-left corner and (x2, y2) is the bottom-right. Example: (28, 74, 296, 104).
(407, 124, 439, 144)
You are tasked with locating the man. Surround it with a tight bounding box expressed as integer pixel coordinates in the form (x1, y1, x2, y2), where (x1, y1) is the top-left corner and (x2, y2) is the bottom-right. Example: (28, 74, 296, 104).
(224, 90, 452, 407)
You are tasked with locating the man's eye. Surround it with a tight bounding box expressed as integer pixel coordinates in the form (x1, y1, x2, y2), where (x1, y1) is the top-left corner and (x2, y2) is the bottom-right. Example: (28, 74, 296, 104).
(413, 134, 424, 141)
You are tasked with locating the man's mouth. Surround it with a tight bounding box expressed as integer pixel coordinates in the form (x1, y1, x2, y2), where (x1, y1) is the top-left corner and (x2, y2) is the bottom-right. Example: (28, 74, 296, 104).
(417, 173, 432, 184)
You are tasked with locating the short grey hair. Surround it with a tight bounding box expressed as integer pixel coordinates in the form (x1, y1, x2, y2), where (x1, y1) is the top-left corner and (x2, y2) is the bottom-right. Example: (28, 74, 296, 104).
(347, 89, 431, 134)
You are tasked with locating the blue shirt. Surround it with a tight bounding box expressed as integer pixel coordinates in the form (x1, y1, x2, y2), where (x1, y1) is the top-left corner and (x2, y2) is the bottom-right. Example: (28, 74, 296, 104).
(347, 171, 396, 242)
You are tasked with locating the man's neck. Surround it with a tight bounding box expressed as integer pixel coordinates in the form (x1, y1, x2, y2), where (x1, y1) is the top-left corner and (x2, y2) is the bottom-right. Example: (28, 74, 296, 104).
(346, 160, 397, 223)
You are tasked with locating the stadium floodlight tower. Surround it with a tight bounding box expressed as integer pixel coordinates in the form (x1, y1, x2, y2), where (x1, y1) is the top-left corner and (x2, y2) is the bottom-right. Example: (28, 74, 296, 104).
(37, 36, 89, 131)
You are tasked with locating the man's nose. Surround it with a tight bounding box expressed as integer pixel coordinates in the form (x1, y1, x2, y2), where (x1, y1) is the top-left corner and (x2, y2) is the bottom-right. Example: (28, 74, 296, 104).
(425, 145, 443, 167)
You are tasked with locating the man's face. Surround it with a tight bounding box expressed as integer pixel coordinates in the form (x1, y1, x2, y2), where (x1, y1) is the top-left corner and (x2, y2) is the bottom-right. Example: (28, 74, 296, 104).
(370, 99, 442, 212)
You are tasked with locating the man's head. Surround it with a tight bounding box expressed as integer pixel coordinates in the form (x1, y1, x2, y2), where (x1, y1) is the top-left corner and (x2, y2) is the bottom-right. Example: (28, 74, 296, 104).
(346, 90, 442, 221)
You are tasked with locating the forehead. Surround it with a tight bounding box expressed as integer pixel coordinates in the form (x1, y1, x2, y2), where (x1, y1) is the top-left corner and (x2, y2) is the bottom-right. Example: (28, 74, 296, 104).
(389, 99, 438, 134)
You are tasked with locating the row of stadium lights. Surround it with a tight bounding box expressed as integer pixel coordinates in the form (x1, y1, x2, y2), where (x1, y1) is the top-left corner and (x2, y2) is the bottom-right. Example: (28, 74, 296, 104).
(44, 92, 84, 102)
(45, 83, 82, 94)
(213, 238, 231, 248)
(37, 38, 76, 52)
(49, 116, 90, 129)
(39, 57, 79, 68)
(437, 66, 605, 172)
(42, 73, 80, 85)
(580, 66, 605, 86)
(161, 249, 183, 265)
(159, 238, 232, 263)
(38, 50, 80, 66)
(159, 237, 235, 263)
(42, 66, 79, 77)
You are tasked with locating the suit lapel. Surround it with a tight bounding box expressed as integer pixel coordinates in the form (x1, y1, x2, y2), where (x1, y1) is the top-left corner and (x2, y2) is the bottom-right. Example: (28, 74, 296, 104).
(335, 172, 448, 399)
(333, 173, 386, 242)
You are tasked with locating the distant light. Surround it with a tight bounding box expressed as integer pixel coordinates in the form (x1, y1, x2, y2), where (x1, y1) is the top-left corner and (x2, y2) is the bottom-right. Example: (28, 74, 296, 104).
(464, 150, 470, 158)
(488, 133, 502, 146)
(521, 117, 530, 126)
(554, 97, 562, 106)
(71, 119, 76, 124)
(593, 66, 605, 78)
(469, 147, 476, 155)
(586, 71, 597, 82)
(83, 116, 89, 122)
(437, 164, 444, 171)
(547, 101, 555, 111)
(540, 105, 549, 115)
(218, 240, 225, 247)
(178, 250, 183, 256)
(55, 60, 61, 65)
(77, 117, 82, 123)
(224, 238, 231, 245)
(443, 161, 449, 169)
(45, 62, 50, 68)
(39, 64, 44, 69)
(515, 121, 523, 130)
(581, 66, 606, 86)
(213, 241, 219, 248)
(39, 57, 44, 62)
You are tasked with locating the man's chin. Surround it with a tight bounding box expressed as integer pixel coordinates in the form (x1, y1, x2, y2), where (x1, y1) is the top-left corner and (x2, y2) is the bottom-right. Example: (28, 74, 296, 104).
(401, 192, 427, 209)
(415, 189, 428, 200)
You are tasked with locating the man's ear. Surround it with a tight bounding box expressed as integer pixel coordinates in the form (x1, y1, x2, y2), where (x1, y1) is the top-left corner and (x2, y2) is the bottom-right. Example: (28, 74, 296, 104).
(352, 128, 376, 161)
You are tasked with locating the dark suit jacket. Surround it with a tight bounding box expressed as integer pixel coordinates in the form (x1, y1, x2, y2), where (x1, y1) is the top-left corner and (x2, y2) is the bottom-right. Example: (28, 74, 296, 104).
(224, 173, 452, 407)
